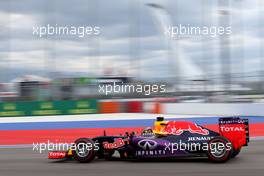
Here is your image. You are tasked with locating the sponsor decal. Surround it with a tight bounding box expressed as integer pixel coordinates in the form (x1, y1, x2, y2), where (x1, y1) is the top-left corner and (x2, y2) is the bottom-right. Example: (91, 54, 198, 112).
(219, 119, 246, 124)
(188, 136, 213, 142)
(163, 121, 209, 135)
(220, 126, 244, 132)
(103, 138, 127, 149)
(48, 151, 66, 159)
(136, 150, 166, 156)
(136, 139, 162, 156)
(138, 139, 158, 150)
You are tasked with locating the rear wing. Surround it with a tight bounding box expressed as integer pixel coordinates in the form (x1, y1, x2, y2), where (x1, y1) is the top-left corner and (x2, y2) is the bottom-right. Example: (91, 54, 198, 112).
(219, 117, 249, 149)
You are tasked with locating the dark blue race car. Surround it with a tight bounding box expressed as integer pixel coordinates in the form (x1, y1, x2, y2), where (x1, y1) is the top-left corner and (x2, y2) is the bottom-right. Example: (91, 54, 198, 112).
(48, 116, 249, 163)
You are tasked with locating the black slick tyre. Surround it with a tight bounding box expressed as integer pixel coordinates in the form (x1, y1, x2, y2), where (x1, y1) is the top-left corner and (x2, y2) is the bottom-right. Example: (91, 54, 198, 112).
(72, 138, 96, 163)
(207, 136, 233, 163)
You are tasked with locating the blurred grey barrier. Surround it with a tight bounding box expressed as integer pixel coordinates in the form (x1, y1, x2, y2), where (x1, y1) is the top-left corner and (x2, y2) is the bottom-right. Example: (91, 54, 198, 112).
(163, 103, 264, 116)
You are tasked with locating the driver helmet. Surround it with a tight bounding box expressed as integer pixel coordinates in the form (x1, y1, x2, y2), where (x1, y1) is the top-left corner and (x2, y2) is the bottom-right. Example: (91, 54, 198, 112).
(154, 117, 168, 134)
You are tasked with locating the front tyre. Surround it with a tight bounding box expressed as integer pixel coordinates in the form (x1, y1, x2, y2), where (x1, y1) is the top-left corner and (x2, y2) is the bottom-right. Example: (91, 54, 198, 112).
(72, 138, 96, 163)
(207, 136, 233, 163)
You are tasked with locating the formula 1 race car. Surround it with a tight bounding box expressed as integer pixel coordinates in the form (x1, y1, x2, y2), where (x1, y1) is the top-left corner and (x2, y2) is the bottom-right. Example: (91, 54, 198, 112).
(48, 117, 249, 163)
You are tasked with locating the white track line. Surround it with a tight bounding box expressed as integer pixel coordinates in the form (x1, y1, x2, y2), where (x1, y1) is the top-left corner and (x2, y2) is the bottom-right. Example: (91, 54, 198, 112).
(0, 113, 225, 123)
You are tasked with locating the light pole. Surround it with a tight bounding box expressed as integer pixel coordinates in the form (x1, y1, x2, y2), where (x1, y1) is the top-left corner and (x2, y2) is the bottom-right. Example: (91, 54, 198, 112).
(218, 0, 231, 95)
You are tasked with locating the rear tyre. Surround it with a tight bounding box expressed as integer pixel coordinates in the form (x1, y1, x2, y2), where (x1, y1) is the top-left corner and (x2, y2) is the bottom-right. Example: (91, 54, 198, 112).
(72, 138, 96, 163)
(207, 136, 233, 163)
(232, 148, 241, 158)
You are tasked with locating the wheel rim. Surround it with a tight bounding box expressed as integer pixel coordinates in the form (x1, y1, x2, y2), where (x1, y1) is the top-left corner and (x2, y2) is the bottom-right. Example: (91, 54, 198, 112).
(210, 142, 227, 158)
(76, 142, 90, 157)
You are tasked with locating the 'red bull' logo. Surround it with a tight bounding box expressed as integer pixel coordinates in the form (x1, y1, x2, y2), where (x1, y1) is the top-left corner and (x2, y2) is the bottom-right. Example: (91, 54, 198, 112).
(163, 121, 209, 135)
(103, 138, 128, 149)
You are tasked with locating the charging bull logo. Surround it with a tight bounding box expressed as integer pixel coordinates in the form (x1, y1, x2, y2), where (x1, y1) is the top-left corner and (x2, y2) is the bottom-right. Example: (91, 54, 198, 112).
(163, 121, 209, 135)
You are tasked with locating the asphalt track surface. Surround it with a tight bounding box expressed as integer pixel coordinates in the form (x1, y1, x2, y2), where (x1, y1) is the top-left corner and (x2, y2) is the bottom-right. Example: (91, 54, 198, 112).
(0, 140, 263, 176)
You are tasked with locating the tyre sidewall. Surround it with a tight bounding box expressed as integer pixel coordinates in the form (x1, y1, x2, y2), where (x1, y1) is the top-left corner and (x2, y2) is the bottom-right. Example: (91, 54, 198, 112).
(73, 138, 96, 163)
(207, 137, 233, 163)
